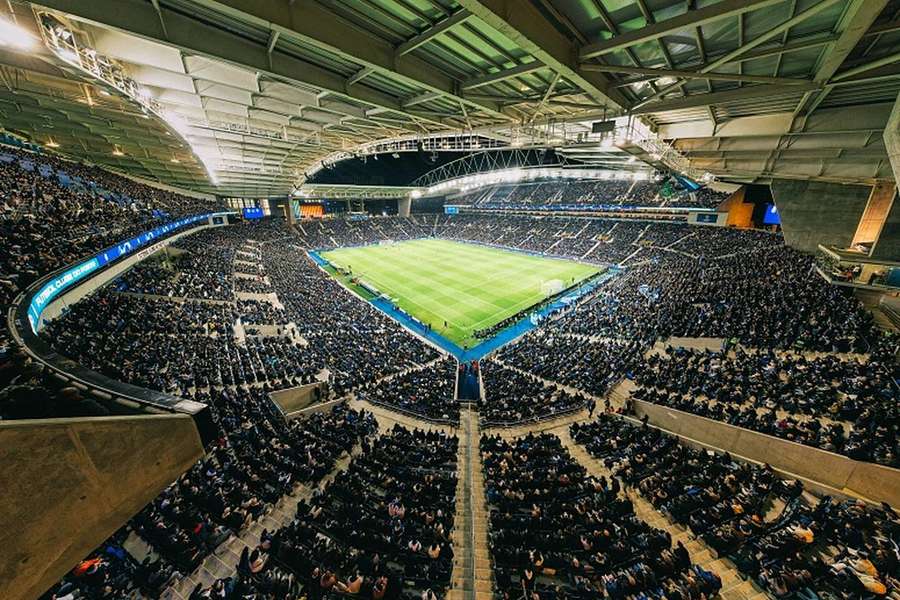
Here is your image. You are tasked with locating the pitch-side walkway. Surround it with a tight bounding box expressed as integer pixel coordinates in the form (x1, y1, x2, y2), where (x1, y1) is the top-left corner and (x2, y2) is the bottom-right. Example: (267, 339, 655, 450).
(555, 427, 771, 600)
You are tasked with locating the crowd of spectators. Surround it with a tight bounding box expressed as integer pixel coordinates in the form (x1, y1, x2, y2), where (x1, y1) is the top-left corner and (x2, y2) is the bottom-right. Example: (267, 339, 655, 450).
(482, 432, 723, 599)
(182, 425, 459, 600)
(0, 144, 224, 420)
(480, 359, 586, 425)
(450, 178, 727, 210)
(355, 357, 458, 422)
(548, 244, 879, 353)
(571, 415, 900, 598)
(44, 399, 376, 599)
(496, 333, 645, 397)
(635, 347, 897, 424)
(42, 289, 318, 396)
(131, 400, 374, 572)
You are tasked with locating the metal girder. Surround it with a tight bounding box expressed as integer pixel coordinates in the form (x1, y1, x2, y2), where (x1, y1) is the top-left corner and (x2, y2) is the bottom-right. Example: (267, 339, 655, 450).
(815, 0, 889, 82)
(412, 148, 561, 187)
(190, 0, 508, 119)
(634, 0, 843, 110)
(529, 71, 559, 123)
(834, 51, 900, 81)
(34, 0, 450, 131)
(453, 0, 628, 109)
(461, 62, 546, 90)
(791, 0, 890, 122)
(347, 67, 373, 87)
(402, 91, 443, 108)
(579, 64, 812, 86)
(395, 9, 471, 56)
(579, 0, 785, 60)
(631, 83, 820, 115)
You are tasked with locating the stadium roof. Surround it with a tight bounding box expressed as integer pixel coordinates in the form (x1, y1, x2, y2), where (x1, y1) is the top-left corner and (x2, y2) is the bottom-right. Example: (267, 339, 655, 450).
(1, 0, 899, 195)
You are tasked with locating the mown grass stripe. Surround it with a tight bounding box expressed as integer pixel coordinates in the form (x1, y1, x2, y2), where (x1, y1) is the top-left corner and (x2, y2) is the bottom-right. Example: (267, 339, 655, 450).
(321, 238, 599, 346)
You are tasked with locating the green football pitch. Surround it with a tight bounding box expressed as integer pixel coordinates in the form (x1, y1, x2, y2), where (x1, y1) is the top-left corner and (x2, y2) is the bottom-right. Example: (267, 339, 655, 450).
(320, 238, 600, 347)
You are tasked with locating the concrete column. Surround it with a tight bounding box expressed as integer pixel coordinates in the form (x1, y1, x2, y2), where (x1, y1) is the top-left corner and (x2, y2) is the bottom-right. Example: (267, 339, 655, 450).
(875, 92, 900, 261)
(852, 182, 895, 246)
(870, 198, 900, 260)
(285, 198, 296, 225)
(398, 196, 411, 217)
(770, 180, 871, 253)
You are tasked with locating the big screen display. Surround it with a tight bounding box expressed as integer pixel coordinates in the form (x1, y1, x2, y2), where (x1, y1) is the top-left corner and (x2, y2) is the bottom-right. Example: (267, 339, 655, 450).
(763, 203, 781, 225)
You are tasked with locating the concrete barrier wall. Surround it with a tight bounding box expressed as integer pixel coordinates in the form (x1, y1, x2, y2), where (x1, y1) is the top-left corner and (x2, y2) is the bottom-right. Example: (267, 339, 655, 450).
(770, 179, 871, 253)
(632, 400, 900, 506)
(0, 414, 204, 600)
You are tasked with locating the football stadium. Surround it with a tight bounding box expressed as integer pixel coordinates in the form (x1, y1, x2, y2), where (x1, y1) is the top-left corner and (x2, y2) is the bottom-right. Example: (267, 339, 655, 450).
(1, 1, 900, 600)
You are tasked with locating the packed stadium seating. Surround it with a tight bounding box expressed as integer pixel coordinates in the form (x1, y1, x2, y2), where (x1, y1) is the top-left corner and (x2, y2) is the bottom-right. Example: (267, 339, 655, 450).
(450, 178, 728, 209)
(571, 415, 900, 598)
(482, 432, 724, 599)
(0, 146, 224, 421)
(3, 152, 898, 600)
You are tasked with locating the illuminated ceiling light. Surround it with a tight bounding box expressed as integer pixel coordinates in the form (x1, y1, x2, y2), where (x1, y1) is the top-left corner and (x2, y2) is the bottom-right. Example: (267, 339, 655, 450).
(99, 89, 111, 96)
(0, 18, 37, 50)
(45, 139, 59, 148)
(112, 147, 124, 156)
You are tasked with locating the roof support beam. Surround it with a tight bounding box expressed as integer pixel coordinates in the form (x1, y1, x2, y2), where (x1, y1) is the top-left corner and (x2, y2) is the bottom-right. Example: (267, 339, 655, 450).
(347, 67, 373, 87)
(529, 71, 560, 123)
(34, 0, 449, 132)
(461, 62, 545, 90)
(634, 0, 842, 110)
(834, 50, 900, 81)
(395, 10, 471, 56)
(402, 91, 442, 108)
(579, 63, 811, 85)
(190, 0, 507, 119)
(453, 0, 628, 108)
(815, 0, 889, 81)
(579, 0, 785, 60)
(630, 83, 820, 115)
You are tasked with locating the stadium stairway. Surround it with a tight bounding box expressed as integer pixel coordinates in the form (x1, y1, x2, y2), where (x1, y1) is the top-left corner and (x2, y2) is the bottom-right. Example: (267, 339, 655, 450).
(448, 408, 493, 600)
(555, 428, 772, 600)
(156, 443, 362, 600)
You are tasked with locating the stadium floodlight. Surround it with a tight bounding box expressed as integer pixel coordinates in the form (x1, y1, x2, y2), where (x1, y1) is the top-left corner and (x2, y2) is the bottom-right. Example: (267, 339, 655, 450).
(0, 18, 36, 50)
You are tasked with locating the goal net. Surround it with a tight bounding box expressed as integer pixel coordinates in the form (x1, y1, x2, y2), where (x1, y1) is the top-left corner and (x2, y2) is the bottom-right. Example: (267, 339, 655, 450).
(541, 279, 564, 296)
